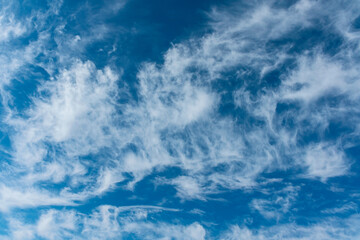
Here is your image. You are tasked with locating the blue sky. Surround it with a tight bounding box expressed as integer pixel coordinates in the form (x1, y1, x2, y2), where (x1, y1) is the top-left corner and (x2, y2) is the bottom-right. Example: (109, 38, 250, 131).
(0, 0, 360, 239)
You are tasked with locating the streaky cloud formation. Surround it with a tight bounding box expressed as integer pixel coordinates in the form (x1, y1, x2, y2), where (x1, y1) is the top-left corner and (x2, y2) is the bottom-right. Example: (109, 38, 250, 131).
(0, 0, 359, 239)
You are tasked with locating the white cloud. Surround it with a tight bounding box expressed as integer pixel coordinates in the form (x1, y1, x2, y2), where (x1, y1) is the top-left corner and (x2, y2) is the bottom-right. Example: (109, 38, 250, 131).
(0, 60, 123, 211)
(4, 205, 203, 240)
(82, 205, 206, 240)
(0, 14, 26, 42)
(171, 176, 206, 201)
(321, 202, 358, 214)
(0, 185, 74, 212)
(36, 210, 77, 240)
(219, 214, 360, 240)
(8, 60, 119, 164)
(5, 207, 360, 240)
(0, 2, 359, 236)
(4, 0, 355, 205)
(302, 143, 348, 181)
(250, 185, 299, 220)
(281, 55, 360, 103)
